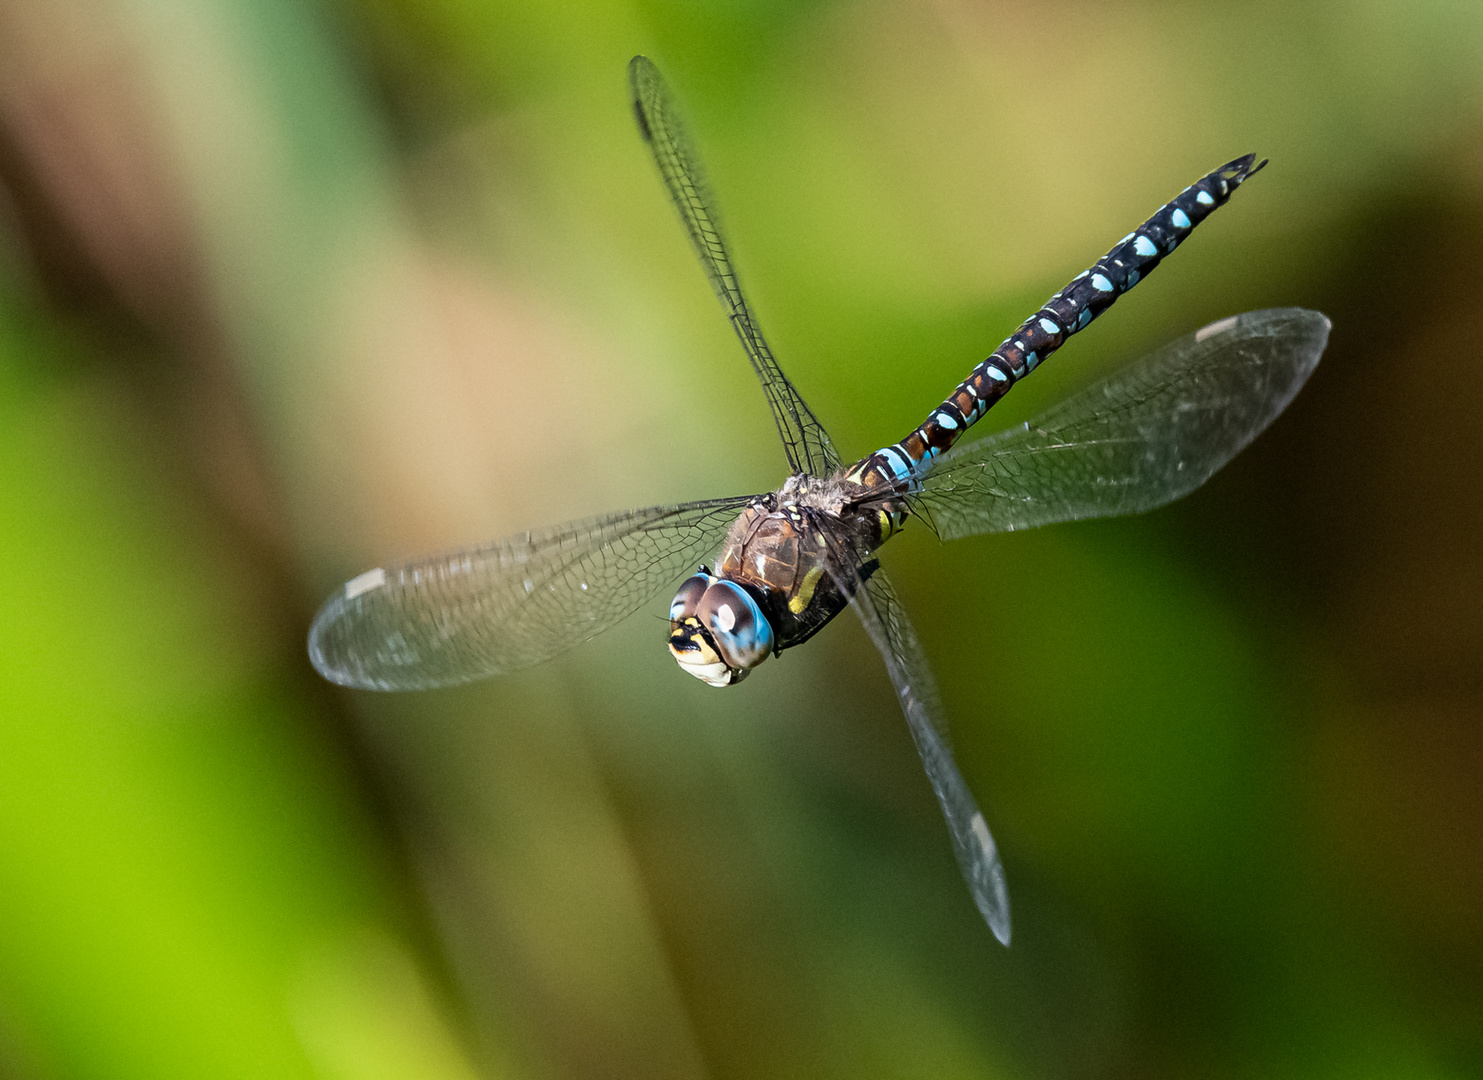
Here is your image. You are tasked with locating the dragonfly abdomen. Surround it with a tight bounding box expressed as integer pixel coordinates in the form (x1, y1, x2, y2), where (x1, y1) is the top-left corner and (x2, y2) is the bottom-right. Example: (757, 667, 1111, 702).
(845, 153, 1267, 493)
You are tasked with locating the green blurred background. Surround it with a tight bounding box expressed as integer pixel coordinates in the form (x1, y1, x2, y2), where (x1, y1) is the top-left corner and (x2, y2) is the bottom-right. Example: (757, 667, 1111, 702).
(1, 0, 1481, 1077)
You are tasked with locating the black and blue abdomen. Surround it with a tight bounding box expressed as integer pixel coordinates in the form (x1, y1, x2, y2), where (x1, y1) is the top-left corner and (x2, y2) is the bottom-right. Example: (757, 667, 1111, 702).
(844, 153, 1267, 496)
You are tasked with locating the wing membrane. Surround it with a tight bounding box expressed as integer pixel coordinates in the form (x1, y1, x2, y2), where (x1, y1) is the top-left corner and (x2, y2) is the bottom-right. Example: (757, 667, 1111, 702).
(309, 496, 755, 690)
(913, 308, 1330, 538)
(836, 555, 1013, 944)
(629, 55, 839, 477)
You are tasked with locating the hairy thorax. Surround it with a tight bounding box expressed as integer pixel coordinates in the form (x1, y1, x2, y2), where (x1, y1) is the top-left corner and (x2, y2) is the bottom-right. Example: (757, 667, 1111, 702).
(716, 473, 897, 651)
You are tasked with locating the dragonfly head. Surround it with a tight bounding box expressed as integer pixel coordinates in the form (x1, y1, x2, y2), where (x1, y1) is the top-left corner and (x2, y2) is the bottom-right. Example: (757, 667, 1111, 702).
(667, 571, 774, 687)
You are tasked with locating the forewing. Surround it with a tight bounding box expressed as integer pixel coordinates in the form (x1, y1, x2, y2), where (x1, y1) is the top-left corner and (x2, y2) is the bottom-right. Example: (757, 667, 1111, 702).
(629, 55, 839, 477)
(913, 308, 1330, 538)
(308, 496, 756, 691)
(842, 559, 1013, 945)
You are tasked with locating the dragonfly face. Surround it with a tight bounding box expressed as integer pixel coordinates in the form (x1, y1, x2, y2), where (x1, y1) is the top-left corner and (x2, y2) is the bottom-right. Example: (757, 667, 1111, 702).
(667, 570, 774, 686)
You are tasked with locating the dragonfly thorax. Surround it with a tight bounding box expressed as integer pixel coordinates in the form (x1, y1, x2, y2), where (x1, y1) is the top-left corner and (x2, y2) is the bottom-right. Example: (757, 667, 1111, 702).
(668, 481, 893, 690)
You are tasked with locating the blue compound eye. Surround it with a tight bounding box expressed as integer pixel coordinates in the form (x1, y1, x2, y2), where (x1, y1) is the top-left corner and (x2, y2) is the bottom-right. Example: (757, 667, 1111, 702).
(669, 572, 713, 625)
(697, 580, 774, 671)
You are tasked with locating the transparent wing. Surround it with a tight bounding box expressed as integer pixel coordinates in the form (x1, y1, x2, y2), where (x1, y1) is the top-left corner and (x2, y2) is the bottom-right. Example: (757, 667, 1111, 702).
(309, 495, 756, 691)
(912, 308, 1330, 538)
(842, 558, 1013, 945)
(629, 55, 839, 477)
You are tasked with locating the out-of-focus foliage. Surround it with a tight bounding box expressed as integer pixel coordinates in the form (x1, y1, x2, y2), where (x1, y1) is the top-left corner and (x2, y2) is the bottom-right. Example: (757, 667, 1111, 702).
(0, 0, 1480, 1078)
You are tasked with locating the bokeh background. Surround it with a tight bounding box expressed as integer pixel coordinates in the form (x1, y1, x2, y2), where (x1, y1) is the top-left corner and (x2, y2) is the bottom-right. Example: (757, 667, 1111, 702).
(2, 1, 1481, 1077)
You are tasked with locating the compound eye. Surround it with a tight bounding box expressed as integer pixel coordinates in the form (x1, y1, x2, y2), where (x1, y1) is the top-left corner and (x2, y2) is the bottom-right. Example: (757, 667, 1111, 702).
(697, 580, 774, 671)
(669, 573, 712, 625)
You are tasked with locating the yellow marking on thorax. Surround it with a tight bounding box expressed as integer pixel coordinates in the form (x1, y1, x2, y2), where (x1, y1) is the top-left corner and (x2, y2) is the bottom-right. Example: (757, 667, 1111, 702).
(788, 564, 825, 615)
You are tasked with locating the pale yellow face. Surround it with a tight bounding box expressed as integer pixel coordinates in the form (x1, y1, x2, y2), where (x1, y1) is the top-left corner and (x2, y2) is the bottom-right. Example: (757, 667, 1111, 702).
(668, 617, 738, 686)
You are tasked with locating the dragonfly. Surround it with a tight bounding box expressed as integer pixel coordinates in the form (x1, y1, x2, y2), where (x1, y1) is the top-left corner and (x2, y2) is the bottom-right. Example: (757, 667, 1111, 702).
(309, 55, 1330, 946)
